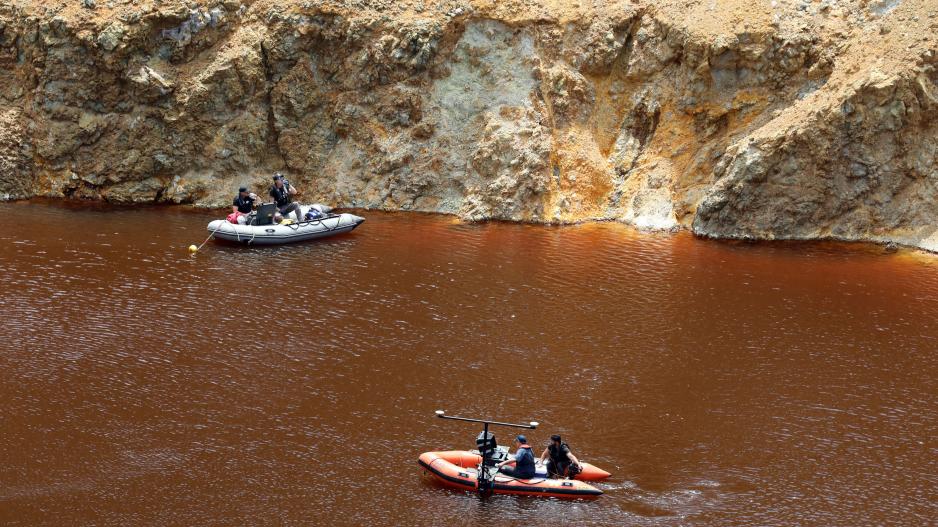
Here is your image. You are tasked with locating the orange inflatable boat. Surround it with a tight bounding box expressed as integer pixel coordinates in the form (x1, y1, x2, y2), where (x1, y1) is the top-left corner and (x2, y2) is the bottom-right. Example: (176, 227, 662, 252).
(418, 450, 610, 499)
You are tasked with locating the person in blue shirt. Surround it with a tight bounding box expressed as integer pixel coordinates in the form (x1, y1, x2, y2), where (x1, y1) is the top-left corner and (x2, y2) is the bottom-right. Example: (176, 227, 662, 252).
(496, 435, 536, 479)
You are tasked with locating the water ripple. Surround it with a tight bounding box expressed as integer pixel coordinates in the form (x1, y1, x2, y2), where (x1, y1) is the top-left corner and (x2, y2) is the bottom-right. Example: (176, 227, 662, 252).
(0, 203, 935, 526)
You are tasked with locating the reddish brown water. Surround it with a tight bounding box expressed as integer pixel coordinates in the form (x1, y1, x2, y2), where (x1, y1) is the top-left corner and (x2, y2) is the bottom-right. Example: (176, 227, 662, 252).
(1, 200, 936, 526)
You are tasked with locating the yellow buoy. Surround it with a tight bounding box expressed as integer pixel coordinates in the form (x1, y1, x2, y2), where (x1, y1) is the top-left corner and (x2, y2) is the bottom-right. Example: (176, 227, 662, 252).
(188, 244, 198, 253)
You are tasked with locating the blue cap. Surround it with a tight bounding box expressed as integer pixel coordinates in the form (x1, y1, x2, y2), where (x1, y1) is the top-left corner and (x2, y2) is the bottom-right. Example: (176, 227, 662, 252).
(516, 434, 527, 443)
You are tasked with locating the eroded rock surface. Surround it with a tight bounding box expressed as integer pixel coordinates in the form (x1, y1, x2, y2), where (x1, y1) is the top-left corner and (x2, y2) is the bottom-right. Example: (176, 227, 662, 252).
(0, 0, 936, 248)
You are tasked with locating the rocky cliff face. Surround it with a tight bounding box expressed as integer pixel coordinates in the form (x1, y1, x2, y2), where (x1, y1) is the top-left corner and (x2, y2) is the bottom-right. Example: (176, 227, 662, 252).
(1, 0, 937, 249)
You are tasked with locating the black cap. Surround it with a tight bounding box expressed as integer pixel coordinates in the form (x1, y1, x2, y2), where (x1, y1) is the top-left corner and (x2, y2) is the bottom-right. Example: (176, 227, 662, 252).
(550, 434, 561, 442)
(516, 434, 527, 444)
(238, 186, 248, 193)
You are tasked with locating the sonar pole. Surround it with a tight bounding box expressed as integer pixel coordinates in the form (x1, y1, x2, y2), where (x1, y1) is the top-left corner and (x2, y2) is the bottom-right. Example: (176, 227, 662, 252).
(435, 410, 538, 497)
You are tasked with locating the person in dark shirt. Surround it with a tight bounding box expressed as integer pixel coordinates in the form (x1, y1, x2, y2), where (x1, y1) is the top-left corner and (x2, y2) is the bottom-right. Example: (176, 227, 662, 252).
(229, 186, 258, 224)
(232, 187, 257, 214)
(497, 435, 536, 480)
(539, 434, 582, 478)
(269, 173, 302, 222)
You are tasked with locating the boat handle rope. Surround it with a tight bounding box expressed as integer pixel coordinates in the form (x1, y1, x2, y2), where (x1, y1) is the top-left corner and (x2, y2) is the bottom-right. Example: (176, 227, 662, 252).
(298, 214, 344, 233)
(286, 213, 342, 231)
(497, 475, 548, 484)
(462, 458, 549, 485)
(233, 224, 258, 245)
(232, 222, 258, 245)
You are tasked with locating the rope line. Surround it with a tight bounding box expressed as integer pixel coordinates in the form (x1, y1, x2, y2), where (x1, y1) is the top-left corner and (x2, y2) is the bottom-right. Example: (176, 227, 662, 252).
(194, 223, 223, 252)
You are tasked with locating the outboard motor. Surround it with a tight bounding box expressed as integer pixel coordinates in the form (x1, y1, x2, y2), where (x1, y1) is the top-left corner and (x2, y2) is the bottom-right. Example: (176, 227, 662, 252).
(432, 410, 539, 499)
(475, 431, 508, 466)
(476, 431, 497, 452)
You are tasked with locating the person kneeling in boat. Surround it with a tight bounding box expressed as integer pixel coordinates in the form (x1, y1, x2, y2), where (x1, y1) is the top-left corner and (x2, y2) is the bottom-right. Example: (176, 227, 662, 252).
(230, 186, 258, 224)
(269, 173, 302, 222)
(540, 434, 582, 479)
(496, 435, 537, 480)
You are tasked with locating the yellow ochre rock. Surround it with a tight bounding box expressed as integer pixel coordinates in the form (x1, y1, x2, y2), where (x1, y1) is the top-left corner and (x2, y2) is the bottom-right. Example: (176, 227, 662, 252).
(1, 1, 937, 250)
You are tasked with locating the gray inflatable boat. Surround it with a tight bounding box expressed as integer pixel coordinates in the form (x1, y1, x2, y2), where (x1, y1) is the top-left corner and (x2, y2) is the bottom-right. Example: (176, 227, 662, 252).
(207, 204, 364, 245)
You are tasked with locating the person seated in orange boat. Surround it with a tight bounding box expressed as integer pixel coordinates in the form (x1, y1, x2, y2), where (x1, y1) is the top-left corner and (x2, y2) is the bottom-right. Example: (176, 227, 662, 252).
(496, 435, 536, 479)
(540, 434, 582, 478)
